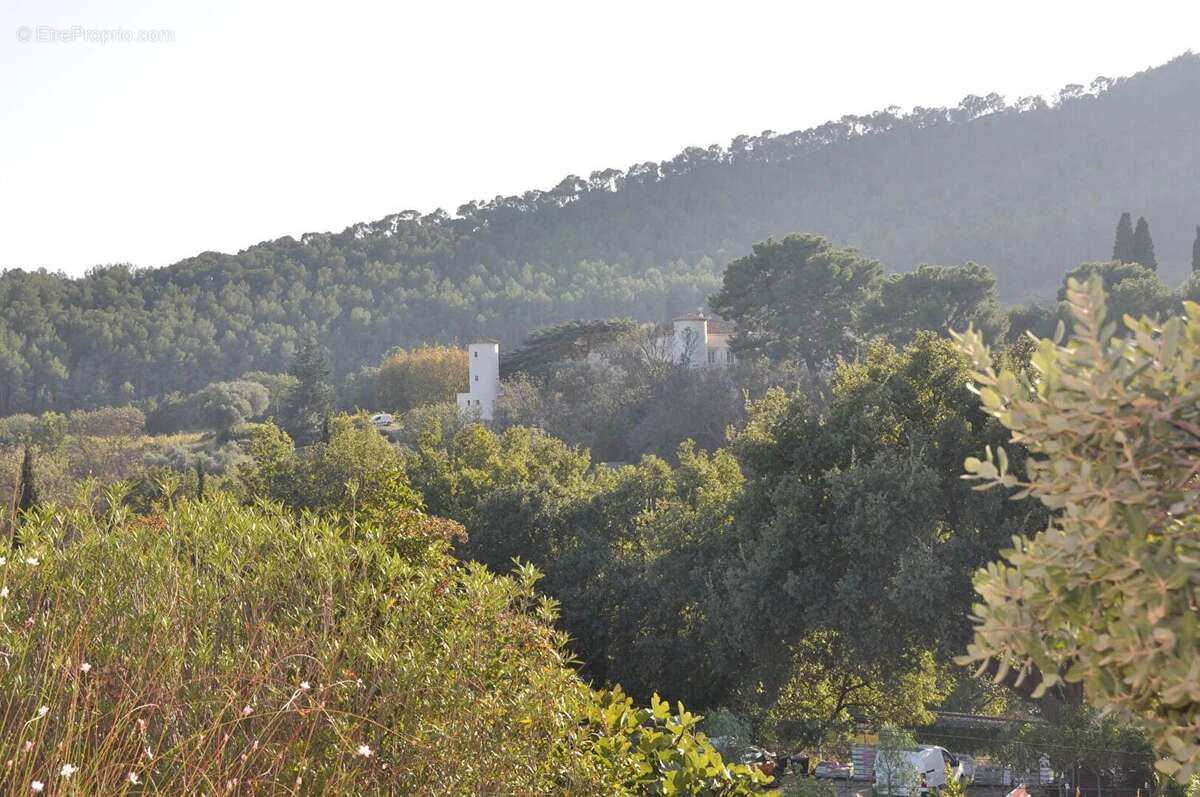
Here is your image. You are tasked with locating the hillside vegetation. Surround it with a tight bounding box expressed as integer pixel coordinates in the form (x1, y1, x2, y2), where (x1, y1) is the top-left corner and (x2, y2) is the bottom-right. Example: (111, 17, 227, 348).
(2, 54, 1199, 416)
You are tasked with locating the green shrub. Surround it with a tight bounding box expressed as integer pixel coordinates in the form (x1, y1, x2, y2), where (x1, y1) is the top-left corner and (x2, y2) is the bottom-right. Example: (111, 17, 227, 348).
(955, 277, 1200, 778)
(0, 485, 771, 794)
(585, 689, 774, 795)
(1, 494, 592, 793)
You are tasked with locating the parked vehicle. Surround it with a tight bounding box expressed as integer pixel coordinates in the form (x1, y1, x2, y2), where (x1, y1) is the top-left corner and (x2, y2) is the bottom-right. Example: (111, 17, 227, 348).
(921, 745, 972, 784)
(874, 746, 969, 795)
(952, 752, 976, 784)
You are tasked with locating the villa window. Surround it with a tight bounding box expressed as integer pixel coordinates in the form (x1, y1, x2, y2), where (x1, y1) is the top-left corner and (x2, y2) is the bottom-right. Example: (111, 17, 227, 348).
(474, 375, 479, 381)
(708, 350, 716, 364)
(726, 350, 735, 364)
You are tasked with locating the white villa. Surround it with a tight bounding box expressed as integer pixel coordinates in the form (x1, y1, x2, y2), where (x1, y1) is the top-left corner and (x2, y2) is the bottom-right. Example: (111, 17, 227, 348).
(667, 311, 736, 368)
(455, 313, 734, 422)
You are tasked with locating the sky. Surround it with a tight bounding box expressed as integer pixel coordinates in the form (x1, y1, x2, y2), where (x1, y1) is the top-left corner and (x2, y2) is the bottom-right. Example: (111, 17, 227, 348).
(1, 0, 1198, 276)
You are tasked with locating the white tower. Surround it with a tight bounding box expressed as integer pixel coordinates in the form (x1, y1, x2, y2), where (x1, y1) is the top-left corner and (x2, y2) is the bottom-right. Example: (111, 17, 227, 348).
(671, 312, 709, 367)
(457, 340, 499, 421)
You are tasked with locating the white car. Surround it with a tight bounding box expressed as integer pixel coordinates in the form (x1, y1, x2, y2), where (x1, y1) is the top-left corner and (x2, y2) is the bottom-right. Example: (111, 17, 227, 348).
(951, 752, 976, 784)
(874, 746, 968, 795)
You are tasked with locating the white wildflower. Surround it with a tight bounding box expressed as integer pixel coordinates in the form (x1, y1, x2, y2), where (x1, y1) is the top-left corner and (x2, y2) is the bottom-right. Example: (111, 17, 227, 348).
(128, 771, 140, 785)
(22, 741, 33, 753)
(31, 781, 44, 793)
(356, 743, 373, 758)
(36, 706, 48, 718)
(60, 763, 78, 778)
(241, 704, 253, 715)
(80, 661, 91, 674)
(25, 557, 38, 566)
(0, 587, 8, 599)
(299, 681, 311, 691)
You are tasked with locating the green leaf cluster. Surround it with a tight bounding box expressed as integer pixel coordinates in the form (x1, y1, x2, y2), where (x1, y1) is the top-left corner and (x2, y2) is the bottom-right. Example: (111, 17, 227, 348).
(955, 275, 1200, 777)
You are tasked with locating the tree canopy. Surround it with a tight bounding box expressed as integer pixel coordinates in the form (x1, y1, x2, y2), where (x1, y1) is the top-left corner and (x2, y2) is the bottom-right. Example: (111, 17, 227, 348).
(710, 234, 882, 380)
(374, 345, 467, 413)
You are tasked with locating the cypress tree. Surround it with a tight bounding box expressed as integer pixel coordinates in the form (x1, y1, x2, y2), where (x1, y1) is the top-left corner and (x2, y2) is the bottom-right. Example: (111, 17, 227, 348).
(1131, 216, 1157, 270)
(1112, 212, 1134, 263)
(1192, 225, 1200, 273)
(17, 446, 37, 514)
(195, 461, 206, 500)
(282, 338, 335, 444)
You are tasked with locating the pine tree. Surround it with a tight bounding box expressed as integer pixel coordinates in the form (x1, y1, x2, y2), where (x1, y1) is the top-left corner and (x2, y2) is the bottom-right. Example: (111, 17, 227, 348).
(1112, 212, 1134, 263)
(17, 446, 37, 514)
(1192, 225, 1200, 273)
(282, 339, 335, 443)
(1131, 216, 1157, 270)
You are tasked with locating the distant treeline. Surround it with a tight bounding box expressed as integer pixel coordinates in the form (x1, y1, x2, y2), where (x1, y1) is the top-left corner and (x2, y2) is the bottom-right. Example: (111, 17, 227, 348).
(3, 53, 1200, 414)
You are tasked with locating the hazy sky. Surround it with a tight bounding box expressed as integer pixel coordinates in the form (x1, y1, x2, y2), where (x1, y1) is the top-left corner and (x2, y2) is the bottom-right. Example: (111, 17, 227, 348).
(2, 0, 1197, 276)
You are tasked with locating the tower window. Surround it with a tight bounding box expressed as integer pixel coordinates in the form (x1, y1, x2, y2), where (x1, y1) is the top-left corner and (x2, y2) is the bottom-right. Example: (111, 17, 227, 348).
(474, 351, 478, 358)
(474, 375, 479, 381)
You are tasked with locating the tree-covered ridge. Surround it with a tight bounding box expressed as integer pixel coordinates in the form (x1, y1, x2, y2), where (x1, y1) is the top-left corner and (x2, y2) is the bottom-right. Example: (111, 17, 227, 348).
(0, 251, 719, 414)
(384, 53, 1200, 289)
(3, 53, 1200, 416)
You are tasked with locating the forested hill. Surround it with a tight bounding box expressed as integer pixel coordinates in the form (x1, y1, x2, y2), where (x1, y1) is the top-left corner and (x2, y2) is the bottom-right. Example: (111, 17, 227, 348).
(2, 54, 1199, 414)
(441, 52, 1200, 293)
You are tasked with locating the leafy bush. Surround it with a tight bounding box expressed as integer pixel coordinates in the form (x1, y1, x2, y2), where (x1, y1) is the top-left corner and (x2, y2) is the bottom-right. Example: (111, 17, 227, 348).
(1, 474, 769, 793)
(585, 689, 773, 795)
(955, 275, 1200, 778)
(2, 493, 600, 793)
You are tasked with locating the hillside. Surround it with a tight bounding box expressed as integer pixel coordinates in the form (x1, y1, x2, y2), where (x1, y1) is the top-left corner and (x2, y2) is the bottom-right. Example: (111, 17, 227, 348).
(441, 52, 1200, 294)
(2, 54, 1199, 414)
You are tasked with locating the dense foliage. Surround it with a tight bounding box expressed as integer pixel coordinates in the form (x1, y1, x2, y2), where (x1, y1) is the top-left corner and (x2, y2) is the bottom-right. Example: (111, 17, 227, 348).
(0, 438, 770, 795)
(389, 329, 1053, 752)
(374, 345, 468, 413)
(4, 54, 1200, 416)
(957, 276, 1200, 778)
